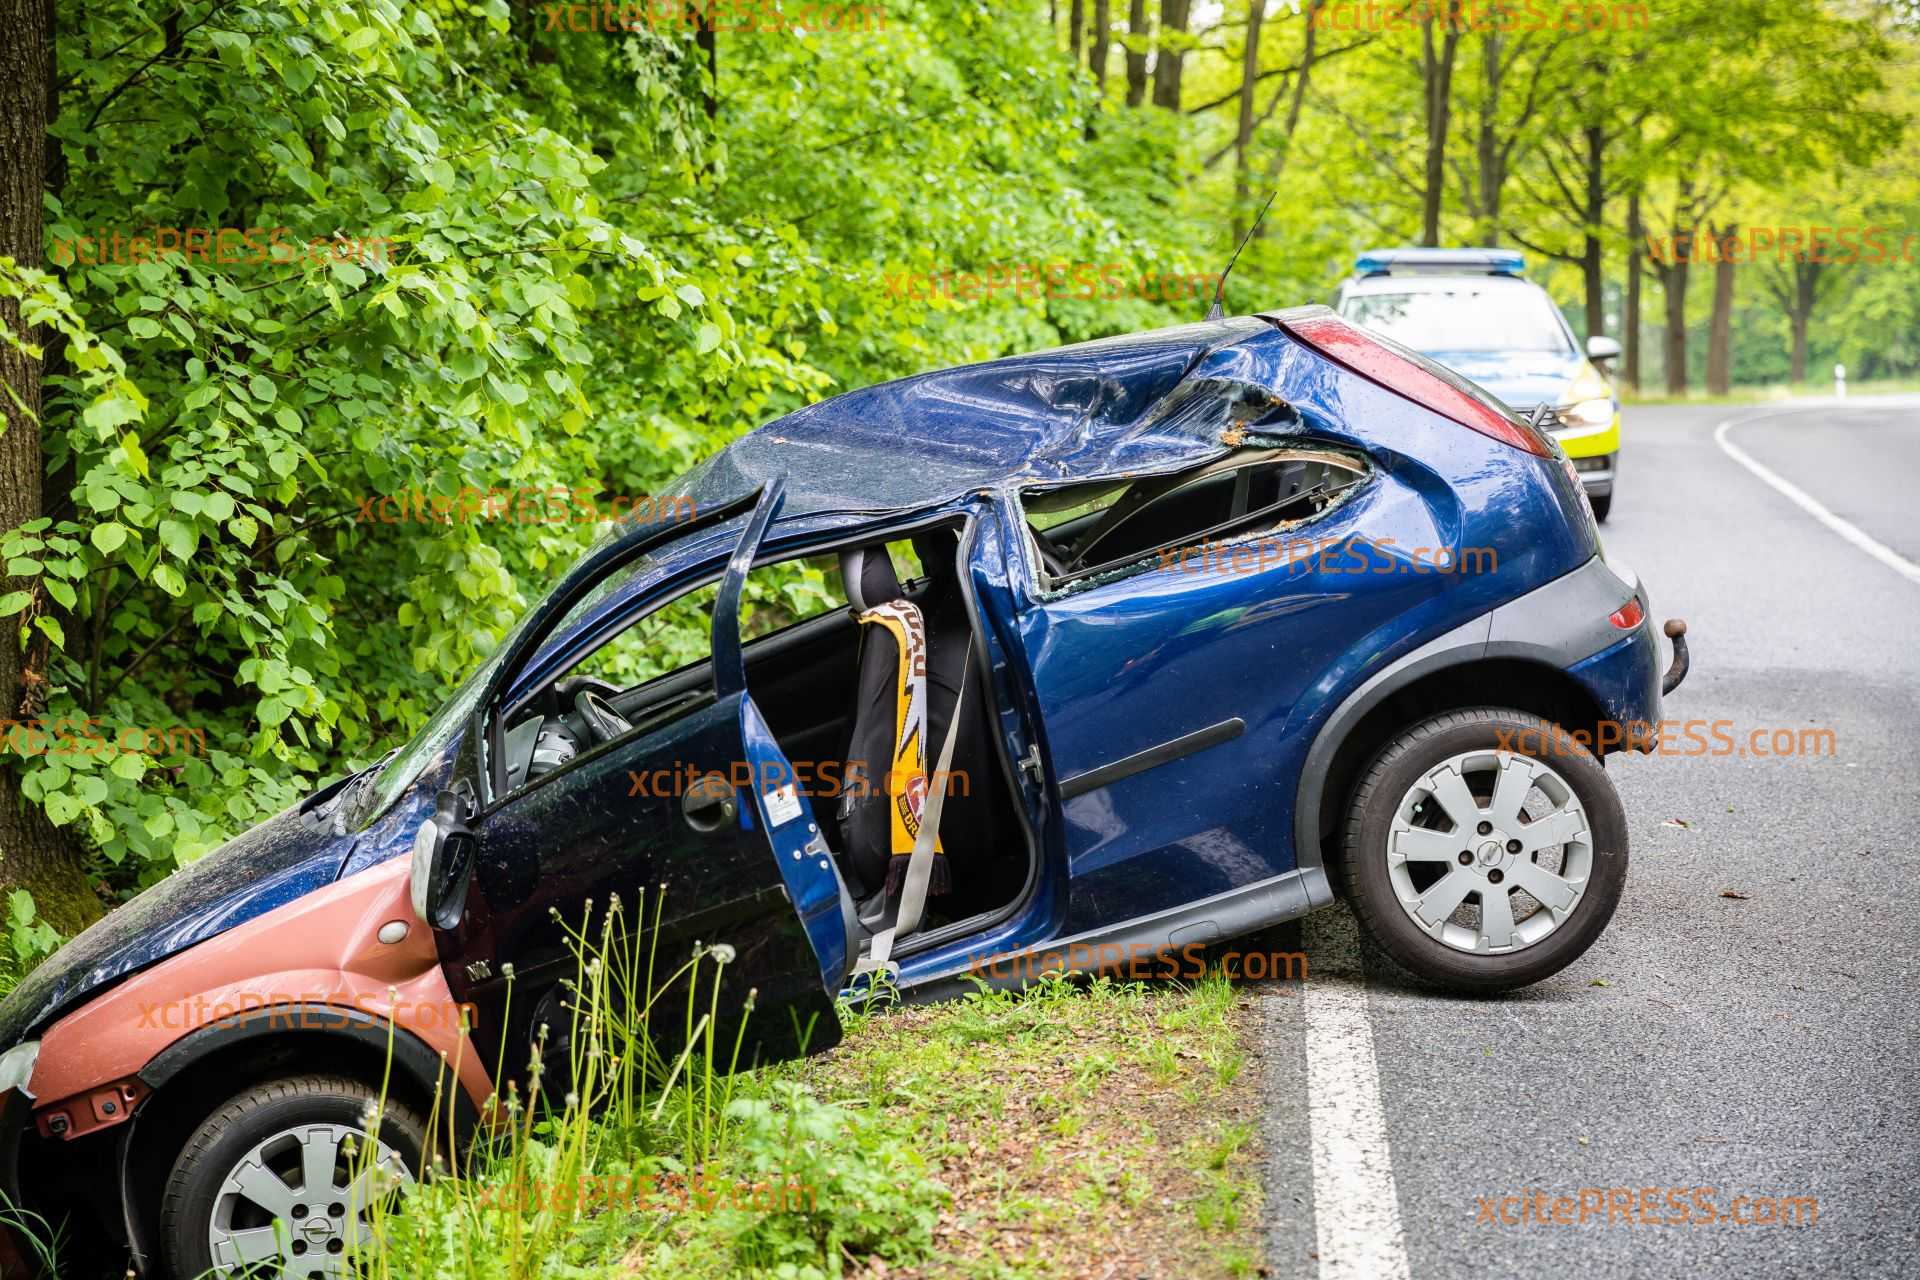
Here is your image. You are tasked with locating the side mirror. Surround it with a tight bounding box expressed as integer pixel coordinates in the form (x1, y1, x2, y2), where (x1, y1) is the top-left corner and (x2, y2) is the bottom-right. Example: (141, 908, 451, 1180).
(409, 790, 474, 930)
(1586, 335, 1622, 363)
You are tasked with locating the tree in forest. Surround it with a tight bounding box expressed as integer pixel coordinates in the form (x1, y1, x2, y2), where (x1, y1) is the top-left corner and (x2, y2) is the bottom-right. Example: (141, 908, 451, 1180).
(0, 0, 101, 933)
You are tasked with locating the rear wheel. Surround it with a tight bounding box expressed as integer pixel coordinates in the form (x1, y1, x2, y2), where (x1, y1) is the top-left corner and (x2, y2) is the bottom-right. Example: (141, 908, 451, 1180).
(1340, 709, 1627, 993)
(1589, 490, 1612, 522)
(159, 1074, 422, 1280)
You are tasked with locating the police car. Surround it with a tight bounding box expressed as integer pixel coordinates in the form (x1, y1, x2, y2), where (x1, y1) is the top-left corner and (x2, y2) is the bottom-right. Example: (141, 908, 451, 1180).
(1335, 248, 1622, 521)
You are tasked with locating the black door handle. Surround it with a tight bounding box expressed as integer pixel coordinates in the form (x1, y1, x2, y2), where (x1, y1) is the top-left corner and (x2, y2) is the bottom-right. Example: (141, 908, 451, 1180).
(682, 774, 737, 833)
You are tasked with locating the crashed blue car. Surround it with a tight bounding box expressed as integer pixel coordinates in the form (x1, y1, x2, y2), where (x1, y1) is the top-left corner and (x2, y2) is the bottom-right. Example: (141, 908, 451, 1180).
(0, 306, 1687, 1279)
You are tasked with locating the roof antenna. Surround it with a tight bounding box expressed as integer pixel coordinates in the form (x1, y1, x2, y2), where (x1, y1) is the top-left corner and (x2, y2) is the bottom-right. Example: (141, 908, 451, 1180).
(1207, 190, 1278, 322)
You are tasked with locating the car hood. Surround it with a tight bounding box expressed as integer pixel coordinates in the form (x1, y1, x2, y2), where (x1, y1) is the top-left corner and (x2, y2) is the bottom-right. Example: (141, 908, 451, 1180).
(0, 802, 351, 1051)
(1414, 349, 1583, 410)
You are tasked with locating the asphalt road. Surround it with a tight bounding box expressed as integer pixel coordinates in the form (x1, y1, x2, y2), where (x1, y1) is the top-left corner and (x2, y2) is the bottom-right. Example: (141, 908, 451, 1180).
(1255, 396, 1920, 1280)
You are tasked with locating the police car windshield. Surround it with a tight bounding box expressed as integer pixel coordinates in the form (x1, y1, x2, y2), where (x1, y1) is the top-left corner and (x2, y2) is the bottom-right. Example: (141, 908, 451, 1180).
(1343, 285, 1573, 355)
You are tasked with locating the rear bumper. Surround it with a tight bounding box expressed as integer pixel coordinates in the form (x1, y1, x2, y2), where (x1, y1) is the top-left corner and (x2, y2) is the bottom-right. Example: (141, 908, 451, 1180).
(1559, 553, 1681, 738)
(1566, 619, 1662, 739)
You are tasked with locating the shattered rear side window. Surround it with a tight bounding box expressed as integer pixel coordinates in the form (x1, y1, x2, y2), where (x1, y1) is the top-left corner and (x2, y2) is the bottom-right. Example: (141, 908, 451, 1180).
(1019, 447, 1370, 592)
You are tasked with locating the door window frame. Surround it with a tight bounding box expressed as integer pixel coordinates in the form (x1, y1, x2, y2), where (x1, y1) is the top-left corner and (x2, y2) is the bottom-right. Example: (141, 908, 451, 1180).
(470, 486, 769, 812)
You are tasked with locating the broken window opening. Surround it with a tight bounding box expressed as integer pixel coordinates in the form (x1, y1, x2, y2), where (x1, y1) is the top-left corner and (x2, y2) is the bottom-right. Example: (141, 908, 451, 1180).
(1020, 447, 1370, 591)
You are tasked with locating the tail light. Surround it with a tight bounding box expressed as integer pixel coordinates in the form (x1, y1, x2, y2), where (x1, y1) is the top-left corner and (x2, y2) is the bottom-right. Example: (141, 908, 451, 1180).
(1275, 310, 1554, 457)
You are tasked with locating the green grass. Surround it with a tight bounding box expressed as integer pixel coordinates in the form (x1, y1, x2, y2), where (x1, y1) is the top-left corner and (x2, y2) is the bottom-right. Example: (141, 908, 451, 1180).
(781, 968, 1269, 1279)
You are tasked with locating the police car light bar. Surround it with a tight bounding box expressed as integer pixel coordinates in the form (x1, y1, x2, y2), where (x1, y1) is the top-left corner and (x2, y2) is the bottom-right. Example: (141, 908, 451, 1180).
(1354, 248, 1525, 277)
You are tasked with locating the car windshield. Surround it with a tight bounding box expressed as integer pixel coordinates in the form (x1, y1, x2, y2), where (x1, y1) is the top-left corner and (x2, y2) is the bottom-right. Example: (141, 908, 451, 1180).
(1343, 286, 1572, 355)
(334, 625, 519, 832)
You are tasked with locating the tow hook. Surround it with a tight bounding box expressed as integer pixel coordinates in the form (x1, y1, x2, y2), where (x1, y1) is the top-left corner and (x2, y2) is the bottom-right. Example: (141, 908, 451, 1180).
(1661, 618, 1690, 695)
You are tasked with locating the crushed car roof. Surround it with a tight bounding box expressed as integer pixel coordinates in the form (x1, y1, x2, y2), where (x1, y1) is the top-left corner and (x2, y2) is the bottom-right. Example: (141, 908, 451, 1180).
(675, 315, 1298, 518)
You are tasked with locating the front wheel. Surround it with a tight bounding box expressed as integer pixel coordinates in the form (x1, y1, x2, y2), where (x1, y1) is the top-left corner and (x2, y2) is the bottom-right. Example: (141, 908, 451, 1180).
(1340, 709, 1628, 993)
(159, 1074, 423, 1280)
(1589, 490, 1612, 522)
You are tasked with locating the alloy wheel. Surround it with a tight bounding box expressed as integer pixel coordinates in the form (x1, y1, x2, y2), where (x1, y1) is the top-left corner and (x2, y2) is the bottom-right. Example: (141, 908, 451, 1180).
(206, 1120, 411, 1279)
(1383, 747, 1593, 955)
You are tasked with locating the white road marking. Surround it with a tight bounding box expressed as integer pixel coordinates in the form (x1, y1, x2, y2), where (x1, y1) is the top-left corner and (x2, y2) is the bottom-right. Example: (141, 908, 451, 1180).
(1714, 407, 1920, 586)
(1303, 911, 1412, 1280)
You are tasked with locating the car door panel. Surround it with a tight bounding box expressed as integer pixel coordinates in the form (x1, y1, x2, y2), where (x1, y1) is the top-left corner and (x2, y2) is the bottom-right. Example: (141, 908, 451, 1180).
(1011, 479, 1456, 934)
(441, 481, 847, 1081)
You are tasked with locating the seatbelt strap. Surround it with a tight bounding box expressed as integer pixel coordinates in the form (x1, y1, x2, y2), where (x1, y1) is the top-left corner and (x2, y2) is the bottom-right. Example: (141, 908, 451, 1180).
(857, 634, 973, 977)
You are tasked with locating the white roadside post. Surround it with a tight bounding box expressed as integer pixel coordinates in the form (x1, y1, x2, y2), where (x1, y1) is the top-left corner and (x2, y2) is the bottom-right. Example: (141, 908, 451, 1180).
(1835, 363, 1847, 399)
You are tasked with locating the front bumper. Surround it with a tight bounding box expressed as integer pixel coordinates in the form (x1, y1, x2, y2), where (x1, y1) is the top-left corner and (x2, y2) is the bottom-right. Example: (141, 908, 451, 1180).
(1569, 451, 1614, 496)
(1551, 414, 1620, 497)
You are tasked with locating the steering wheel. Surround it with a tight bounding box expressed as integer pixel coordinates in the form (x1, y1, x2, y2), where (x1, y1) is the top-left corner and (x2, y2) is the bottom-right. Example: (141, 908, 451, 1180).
(573, 688, 634, 744)
(553, 674, 621, 707)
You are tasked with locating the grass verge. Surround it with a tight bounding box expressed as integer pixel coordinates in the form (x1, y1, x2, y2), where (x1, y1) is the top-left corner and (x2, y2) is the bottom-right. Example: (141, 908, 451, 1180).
(780, 971, 1269, 1279)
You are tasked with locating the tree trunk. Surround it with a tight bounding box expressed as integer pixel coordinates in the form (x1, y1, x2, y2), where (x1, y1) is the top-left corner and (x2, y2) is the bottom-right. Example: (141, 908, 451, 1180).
(1580, 124, 1604, 340)
(1232, 0, 1266, 237)
(1474, 33, 1504, 243)
(1706, 222, 1735, 395)
(1071, 0, 1085, 59)
(1419, 14, 1462, 246)
(696, 10, 716, 120)
(1151, 0, 1190, 109)
(0, 0, 100, 935)
(1126, 0, 1149, 106)
(1787, 263, 1822, 383)
(1624, 191, 1643, 391)
(1660, 253, 1690, 395)
(1090, 0, 1111, 87)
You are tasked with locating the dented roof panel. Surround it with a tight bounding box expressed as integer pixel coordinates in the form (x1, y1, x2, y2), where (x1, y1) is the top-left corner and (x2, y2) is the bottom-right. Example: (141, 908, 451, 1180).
(675, 316, 1291, 518)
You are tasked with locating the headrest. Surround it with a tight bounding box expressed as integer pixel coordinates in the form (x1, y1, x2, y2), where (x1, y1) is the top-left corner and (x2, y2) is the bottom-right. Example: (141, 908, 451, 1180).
(840, 546, 902, 613)
(911, 532, 953, 583)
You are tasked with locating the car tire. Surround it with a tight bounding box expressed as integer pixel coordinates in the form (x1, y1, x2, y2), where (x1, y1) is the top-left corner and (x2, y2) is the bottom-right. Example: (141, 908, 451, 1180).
(1340, 708, 1628, 994)
(1589, 491, 1611, 522)
(159, 1074, 425, 1280)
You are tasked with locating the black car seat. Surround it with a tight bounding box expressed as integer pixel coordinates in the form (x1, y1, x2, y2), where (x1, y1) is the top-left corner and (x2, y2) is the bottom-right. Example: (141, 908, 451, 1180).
(837, 545, 945, 905)
(838, 536, 1000, 909)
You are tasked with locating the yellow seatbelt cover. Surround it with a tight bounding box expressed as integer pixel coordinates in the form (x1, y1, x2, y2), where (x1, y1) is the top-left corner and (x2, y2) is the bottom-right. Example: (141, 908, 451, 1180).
(855, 600, 942, 858)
